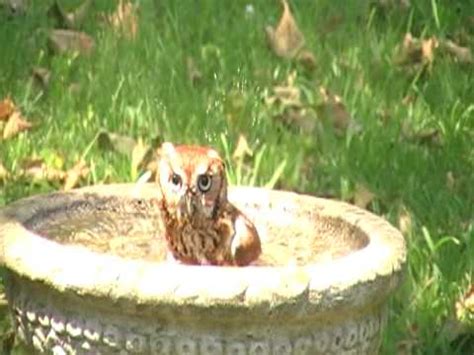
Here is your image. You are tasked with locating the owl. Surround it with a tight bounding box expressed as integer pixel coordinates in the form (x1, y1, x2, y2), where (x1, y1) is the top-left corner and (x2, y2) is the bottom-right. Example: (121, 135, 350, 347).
(156, 142, 261, 266)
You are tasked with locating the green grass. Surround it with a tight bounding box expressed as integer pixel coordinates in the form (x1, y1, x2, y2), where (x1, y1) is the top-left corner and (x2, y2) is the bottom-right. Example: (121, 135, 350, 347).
(0, 0, 473, 353)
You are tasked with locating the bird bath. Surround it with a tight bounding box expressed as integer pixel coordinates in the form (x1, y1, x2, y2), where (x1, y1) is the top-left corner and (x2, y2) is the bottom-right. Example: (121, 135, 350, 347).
(0, 183, 406, 354)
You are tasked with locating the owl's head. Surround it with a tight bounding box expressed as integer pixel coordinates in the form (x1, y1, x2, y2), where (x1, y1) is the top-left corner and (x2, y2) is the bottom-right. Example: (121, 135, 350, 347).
(157, 142, 227, 220)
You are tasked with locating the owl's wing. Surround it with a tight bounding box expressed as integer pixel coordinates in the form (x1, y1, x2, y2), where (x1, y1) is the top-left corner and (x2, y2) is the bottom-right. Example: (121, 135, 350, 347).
(230, 212, 262, 266)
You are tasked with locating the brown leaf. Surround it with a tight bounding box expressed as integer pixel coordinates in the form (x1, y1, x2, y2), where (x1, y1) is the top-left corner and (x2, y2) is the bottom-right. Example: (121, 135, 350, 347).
(443, 284, 474, 343)
(48, 29, 95, 55)
(0, 161, 10, 183)
(398, 206, 413, 236)
(353, 183, 375, 209)
(20, 158, 65, 183)
(402, 125, 443, 146)
(265, 71, 301, 107)
(274, 107, 317, 134)
(186, 56, 202, 85)
(48, 0, 92, 29)
(446, 171, 456, 191)
(395, 33, 438, 67)
(2, 0, 27, 16)
(296, 49, 317, 70)
(316, 86, 357, 135)
(265, 0, 305, 59)
(63, 160, 89, 191)
(232, 135, 253, 161)
(98, 130, 137, 156)
(131, 138, 153, 179)
(441, 39, 473, 64)
(0, 97, 15, 121)
(31, 67, 51, 91)
(105, 0, 138, 40)
(2, 111, 33, 140)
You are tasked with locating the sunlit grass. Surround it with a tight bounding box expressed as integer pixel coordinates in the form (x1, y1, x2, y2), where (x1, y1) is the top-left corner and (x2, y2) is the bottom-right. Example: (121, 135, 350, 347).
(0, 0, 473, 353)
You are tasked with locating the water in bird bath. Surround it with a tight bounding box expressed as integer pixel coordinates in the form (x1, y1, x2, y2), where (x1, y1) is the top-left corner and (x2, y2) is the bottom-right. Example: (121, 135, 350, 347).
(25, 192, 369, 266)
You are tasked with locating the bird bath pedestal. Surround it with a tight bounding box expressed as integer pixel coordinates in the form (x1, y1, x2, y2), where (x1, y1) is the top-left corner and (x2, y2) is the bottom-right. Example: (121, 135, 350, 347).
(0, 184, 406, 354)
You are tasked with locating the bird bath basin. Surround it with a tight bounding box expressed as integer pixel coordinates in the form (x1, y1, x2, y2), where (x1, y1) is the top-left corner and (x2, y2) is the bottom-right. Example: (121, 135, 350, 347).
(0, 184, 406, 354)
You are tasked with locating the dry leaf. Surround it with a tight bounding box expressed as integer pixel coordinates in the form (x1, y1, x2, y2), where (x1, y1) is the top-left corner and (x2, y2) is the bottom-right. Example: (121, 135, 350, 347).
(186, 56, 202, 85)
(31, 67, 51, 91)
(265, 0, 305, 59)
(232, 135, 253, 161)
(0, 161, 9, 183)
(442, 284, 474, 345)
(48, 29, 95, 55)
(2, 111, 32, 139)
(131, 138, 153, 179)
(265, 71, 301, 107)
(274, 107, 317, 134)
(63, 160, 89, 191)
(402, 125, 442, 146)
(398, 206, 413, 236)
(296, 49, 317, 70)
(441, 39, 473, 64)
(316, 86, 357, 135)
(353, 183, 375, 209)
(0, 97, 15, 121)
(446, 171, 456, 191)
(395, 33, 438, 67)
(98, 130, 137, 155)
(105, 0, 138, 40)
(48, 0, 92, 29)
(20, 158, 65, 183)
(2, 0, 27, 16)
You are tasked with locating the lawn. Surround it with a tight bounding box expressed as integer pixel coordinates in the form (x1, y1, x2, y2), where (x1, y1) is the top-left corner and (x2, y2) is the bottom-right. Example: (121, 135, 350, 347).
(0, 0, 473, 353)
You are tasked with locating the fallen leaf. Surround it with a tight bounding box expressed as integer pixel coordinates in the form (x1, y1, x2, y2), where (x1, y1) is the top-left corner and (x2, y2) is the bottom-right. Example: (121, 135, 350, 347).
(63, 159, 89, 191)
(20, 158, 65, 183)
(48, 29, 95, 55)
(441, 39, 473, 64)
(394, 33, 438, 67)
(48, 0, 92, 29)
(131, 138, 153, 180)
(186, 56, 202, 85)
(0, 161, 9, 183)
(2, 0, 27, 16)
(0, 97, 15, 121)
(105, 0, 138, 40)
(31, 67, 51, 91)
(397, 206, 413, 235)
(353, 183, 375, 209)
(316, 86, 358, 135)
(319, 14, 344, 37)
(274, 107, 317, 134)
(442, 284, 474, 348)
(98, 130, 137, 156)
(232, 135, 253, 161)
(446, 171, 456, 191)
(296, 49, 317, 70)
(265, 71, 301, 107)
(2, 111, 33, 140)
(265, 0, 305, 59)
(402, 125, 443, 147)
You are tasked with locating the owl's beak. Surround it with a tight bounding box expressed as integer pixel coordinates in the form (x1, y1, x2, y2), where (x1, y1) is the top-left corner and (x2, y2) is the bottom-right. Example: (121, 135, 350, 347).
(184, 190, 197, 215)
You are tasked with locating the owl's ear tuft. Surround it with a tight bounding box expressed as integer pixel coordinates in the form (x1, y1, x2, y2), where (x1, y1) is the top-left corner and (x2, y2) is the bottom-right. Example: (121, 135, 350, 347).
(158, 142, 179, 162)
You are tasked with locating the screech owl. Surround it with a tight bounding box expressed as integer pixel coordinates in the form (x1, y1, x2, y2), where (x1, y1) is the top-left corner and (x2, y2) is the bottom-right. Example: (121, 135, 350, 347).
(157, 142, 262, 266)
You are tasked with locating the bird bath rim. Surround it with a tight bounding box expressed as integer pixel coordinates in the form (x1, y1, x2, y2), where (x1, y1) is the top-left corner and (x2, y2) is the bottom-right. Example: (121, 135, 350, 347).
(0, 184, 406, 315)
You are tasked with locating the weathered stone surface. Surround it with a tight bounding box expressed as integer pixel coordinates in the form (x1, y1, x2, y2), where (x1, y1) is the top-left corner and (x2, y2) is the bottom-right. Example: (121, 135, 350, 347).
(0, 184, 406, 354)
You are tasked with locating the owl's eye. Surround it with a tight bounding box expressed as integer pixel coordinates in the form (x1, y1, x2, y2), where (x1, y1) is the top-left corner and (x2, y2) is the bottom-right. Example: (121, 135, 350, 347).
(170, 173, 182, 187)
(197, 174, 212, 192)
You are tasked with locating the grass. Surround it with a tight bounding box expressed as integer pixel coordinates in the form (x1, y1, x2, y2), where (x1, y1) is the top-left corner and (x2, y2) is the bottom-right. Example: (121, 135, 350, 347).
(0, 0, 473, 353)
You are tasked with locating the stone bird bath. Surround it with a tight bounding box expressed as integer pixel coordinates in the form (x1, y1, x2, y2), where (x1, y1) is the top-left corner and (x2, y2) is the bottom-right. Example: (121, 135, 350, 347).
(0, 184, 406, 354)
